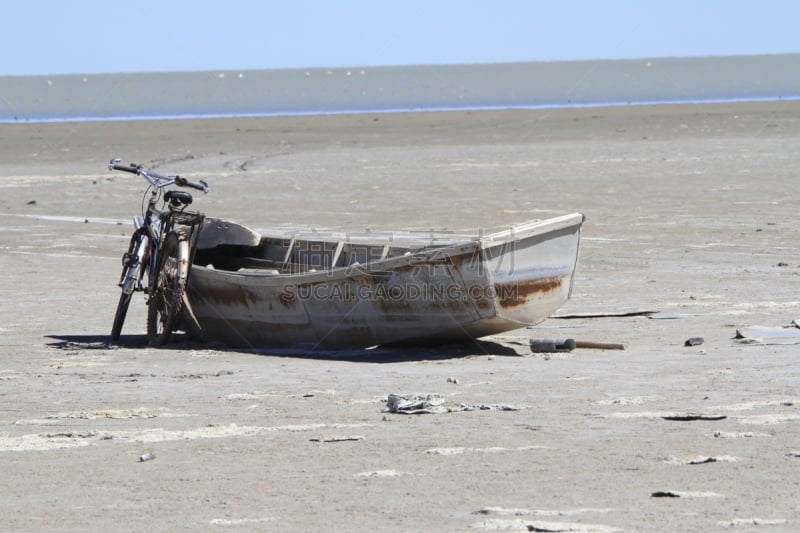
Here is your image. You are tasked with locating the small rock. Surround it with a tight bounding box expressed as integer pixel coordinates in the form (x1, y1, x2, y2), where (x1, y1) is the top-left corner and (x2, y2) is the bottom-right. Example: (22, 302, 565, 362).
(688, 456, 717, 465)
(685, 337, 704, 346)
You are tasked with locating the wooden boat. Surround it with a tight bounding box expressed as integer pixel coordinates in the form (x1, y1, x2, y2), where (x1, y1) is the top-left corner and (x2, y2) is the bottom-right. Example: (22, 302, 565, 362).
(182, 213, 584, 348)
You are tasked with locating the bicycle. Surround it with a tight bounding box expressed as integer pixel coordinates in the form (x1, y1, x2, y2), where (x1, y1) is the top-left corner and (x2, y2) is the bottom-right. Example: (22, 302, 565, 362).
(108, 158, 209, 346)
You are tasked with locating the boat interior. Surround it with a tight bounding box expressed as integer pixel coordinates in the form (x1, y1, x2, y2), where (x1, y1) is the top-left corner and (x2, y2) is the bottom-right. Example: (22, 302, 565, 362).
(193, 235, 453, 274)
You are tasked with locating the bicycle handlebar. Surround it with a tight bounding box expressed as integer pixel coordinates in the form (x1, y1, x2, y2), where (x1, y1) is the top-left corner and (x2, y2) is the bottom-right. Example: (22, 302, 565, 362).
(174, 175, 210, 193)
(110, 161, 141, 174)
(108, 158, 209, 193)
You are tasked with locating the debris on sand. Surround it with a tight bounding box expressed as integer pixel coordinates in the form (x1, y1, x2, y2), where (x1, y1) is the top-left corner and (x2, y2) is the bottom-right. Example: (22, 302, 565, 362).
(735, 324, 800, 345)
(663, 455, 739, 465)
(530, 338, 576, 353)
(470, 507, 621, 532)
(309, 435, 364, 443)
(550, 309, 658, 319)
(574, 341, 626, 350)
(386, 393, 520, 414)
(530, 338, 626, 353)
(662, 414, 727, 421)
(651, 490, 723, 498)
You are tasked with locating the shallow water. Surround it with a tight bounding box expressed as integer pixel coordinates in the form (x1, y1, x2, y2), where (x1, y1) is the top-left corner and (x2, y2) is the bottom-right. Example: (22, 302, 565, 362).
(2, 54, 798, 122)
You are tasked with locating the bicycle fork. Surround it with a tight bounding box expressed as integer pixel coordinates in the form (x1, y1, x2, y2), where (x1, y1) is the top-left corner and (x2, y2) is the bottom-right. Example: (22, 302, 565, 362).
(119, 217, 149, 295)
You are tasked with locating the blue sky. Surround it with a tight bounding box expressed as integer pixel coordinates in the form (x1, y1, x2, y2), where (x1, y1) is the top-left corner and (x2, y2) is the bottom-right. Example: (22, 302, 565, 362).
(2, 0, 798, 75)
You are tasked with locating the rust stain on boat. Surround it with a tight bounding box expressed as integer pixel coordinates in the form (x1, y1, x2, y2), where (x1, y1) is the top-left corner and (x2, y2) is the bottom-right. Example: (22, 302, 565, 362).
(495, 277, 563, 308)
(189, 282, 262, 307)
(472, 287, 494, 312)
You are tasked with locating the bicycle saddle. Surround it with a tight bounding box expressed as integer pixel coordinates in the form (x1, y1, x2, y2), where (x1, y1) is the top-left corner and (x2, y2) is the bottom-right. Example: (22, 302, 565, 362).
(165, 190, 193, 206)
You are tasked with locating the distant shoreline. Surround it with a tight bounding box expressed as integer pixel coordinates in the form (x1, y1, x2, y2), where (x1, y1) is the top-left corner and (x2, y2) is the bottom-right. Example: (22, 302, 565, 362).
(2, 53, 799, 123)
(6, 96, 800, 126)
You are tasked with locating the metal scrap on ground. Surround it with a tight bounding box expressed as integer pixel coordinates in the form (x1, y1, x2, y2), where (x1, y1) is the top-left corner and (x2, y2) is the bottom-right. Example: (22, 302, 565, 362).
(735, 324, 800, 344)
(386, 393, 520, 414)
(662, 414, 727, 421)
(530, 338, 626, 353)
(549, 310, 658, 319)
(530, 338, 576, 352)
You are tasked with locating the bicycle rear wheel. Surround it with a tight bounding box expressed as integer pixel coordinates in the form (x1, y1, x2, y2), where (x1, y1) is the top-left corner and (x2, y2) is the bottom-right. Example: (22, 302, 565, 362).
(147, 232, 188, 346)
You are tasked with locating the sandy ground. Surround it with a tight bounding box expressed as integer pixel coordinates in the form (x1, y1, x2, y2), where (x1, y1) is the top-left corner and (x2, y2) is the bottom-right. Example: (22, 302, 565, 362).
(1, 102, 799, 532)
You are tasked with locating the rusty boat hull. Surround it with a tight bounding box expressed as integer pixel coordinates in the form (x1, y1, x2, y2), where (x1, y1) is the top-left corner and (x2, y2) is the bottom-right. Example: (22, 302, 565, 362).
(184, 213, 584, 349)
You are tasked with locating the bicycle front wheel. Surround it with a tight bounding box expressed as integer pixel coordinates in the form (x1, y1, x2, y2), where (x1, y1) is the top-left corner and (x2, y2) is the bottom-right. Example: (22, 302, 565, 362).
(111, 291, 133, 342)
(147, 232, 188, 346)
(111, 229, 148, 342)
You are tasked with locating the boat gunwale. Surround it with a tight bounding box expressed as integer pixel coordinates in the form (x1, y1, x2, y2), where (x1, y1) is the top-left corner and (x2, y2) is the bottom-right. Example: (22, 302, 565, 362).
(191, 213, 584, 285)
